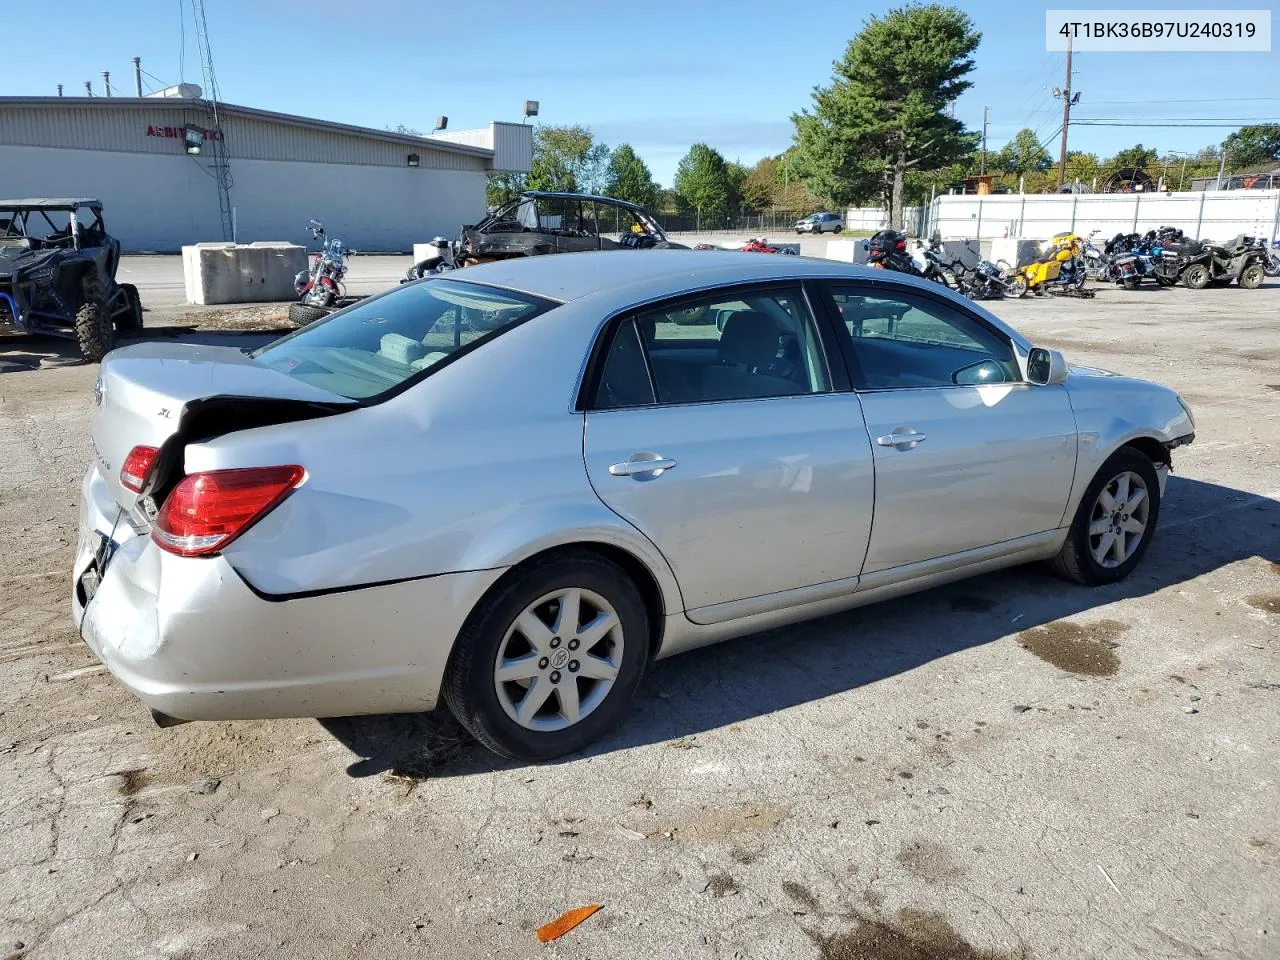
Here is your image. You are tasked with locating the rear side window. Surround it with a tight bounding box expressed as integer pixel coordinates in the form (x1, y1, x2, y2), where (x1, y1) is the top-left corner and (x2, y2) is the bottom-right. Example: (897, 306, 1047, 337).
(590, 287, 831, 408)
(251, 279, 556, 400)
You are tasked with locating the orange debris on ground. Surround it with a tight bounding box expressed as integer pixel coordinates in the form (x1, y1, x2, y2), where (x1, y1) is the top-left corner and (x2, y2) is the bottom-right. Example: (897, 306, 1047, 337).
(535, 903, 603, 943)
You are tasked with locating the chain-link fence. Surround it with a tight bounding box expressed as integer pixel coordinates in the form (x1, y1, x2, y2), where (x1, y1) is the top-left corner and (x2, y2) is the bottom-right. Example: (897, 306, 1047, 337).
(655, 211, 813, 234)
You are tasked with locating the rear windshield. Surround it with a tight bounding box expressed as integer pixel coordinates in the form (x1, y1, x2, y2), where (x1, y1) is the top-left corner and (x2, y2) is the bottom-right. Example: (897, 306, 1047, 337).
(250, 279, 557, 400)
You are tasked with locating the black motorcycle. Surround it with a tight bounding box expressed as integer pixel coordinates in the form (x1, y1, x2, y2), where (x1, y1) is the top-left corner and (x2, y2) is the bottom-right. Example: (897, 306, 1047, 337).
(863, 230, 925, 278)
(1246, 236, 1280, 278)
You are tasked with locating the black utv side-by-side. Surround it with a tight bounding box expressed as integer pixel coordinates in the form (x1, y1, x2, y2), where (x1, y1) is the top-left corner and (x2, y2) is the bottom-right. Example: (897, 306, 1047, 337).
(0, 199, 142, 361)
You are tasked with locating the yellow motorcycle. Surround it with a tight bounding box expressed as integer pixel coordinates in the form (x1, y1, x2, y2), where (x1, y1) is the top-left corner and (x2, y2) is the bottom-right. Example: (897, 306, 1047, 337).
(1009, 232, 1094, 298)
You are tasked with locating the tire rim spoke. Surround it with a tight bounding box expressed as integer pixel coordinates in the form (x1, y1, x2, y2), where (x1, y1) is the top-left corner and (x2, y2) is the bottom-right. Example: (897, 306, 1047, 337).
(494, 587, 624, 733)
(1089, 469, 1150, 568)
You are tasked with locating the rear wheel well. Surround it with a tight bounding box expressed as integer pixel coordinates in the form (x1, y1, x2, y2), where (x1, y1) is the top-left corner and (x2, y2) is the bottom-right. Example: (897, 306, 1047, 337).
(1121, 437, 1170, 469)
(486, 543, 667, 661)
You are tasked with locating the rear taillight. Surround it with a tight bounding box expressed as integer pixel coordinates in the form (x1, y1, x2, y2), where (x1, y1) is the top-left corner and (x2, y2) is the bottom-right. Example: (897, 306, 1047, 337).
(152, 465, 305, 557)
(120, 445, 159, 493)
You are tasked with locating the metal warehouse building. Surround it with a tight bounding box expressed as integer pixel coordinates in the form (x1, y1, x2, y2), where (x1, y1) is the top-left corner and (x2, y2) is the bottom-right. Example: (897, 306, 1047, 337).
(0, 95, 532, 252)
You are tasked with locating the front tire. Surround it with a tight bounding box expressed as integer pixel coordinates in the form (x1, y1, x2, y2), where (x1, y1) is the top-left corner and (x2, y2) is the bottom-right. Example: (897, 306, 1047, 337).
(288, 301, 333, 325)
(1050, 447, 1161, 586)
(1238, 264, 1264, 289)
(443, 551, 649, 761)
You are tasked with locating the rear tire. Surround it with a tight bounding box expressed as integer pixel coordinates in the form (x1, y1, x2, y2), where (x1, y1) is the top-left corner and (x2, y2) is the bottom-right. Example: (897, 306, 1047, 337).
(74, 277, 114, 362)
(115, 283, 143, 332)
(1182, 263, 1210, 289)
(1122, 277, 1140, 291)
(288, 301, 332, 325)
(1010, 275, 1029, 298)
(1238, 264, 1264, 289)
(1050, 447, 1161, 586)
(443, 551, 649, 761)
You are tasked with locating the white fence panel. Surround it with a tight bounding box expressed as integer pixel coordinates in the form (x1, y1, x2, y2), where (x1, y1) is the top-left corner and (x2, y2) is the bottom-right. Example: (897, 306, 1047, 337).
(925, 190, 1280, 242)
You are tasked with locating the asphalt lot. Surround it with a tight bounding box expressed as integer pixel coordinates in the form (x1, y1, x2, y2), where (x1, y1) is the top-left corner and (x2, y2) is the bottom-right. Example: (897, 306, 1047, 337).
(1, 260, 1277, 960)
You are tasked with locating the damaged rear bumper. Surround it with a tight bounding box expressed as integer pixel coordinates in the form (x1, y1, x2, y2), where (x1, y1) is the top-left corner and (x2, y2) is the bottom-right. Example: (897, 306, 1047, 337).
(71, 464, 502, 724)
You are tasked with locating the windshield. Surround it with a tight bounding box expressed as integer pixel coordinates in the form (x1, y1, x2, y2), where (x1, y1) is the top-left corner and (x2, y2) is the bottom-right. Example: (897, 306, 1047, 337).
(250, 278, 557, 400)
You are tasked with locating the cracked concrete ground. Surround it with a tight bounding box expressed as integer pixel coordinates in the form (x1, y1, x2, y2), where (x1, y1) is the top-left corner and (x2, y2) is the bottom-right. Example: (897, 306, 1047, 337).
(1, 261, 1277, 959)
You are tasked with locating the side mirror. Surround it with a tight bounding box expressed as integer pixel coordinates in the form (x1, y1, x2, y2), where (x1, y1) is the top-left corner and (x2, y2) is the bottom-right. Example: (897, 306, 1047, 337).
(1027, 347, 1069, 385)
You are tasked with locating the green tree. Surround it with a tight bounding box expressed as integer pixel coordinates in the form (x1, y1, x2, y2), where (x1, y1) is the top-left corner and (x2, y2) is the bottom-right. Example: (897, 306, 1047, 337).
(791, 4, 980, 229)
(485, 172, 526, 209)
(725, 161, 749, 212)
(674, 143, 732, 225)
(386, 123, 422, 136)
(1107, 144, 1159, 170)
(741, 157, 780, 210)
(997, 128, 1052, 176)
(526, 125, 610, 194)
(1062, 150, 1099, 185)
(604, 144, 660, 209)
(1222, 124, 1280, 167)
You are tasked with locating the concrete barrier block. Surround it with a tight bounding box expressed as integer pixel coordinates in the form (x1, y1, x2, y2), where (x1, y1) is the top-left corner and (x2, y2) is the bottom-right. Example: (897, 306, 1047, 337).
(412, 241, 451, 265)
(825, 239, 869, 264)
(939, 239, 980, 269)
(988, 238, 1043, 268)
(182, 241, 307, 305)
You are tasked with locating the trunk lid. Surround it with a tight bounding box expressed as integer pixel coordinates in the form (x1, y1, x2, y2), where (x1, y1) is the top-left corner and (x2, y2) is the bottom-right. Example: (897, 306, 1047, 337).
(93, 341, 356, 511)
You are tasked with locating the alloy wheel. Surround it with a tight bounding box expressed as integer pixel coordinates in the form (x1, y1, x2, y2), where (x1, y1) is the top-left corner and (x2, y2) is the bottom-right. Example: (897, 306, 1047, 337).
(493, 588, 624, 732)
(1088, 470, 1150, 568)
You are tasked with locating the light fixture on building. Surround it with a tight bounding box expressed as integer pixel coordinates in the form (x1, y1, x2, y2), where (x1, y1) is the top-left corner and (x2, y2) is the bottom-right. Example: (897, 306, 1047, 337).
(433, 116, 448, 133)
(523, 100, 539, 123)
(182, 124, 205, 155)
(407, 153, 420, 167)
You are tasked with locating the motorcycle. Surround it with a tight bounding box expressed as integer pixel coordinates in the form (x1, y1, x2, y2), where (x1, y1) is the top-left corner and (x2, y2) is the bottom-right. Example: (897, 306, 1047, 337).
(1246, 236, 1280, 277)
(294, 219, 355, 307)
(740, 237, 797, 254)
(1082, 230, 1112, 281)
(1009, 232, 1093, 298)
(403, 236, 460, 282)
(864, 230, 926, 278)
(956, 258, 1021, 300)
(914, 235, 962, 288)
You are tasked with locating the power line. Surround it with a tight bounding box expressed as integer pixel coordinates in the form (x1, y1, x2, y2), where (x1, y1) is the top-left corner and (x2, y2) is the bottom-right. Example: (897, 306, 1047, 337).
(1076, 117, 1277, 123)
(1074, 121, 1272, 128)
(1078, 97, 1280, 105)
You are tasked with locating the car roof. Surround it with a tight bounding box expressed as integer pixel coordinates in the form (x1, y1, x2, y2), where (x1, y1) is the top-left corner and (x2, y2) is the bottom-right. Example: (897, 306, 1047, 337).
(520, 190, 647, 212)
(0, 198, 102, 211)
(445, 250, 1032, 350)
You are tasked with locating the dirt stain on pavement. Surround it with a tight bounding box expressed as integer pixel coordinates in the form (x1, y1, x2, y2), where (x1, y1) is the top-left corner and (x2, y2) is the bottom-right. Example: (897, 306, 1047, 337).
(783, 880, 820, 911)
(112, 768, 148, 796)
(809, 908, 1026, 960)
(1245, 594, 1280, 614)
(657, 802, 788, 842)
(706, 872, 739, 897)
(896, 839, 964, 883)
(1017, 619, 1126, 676)
(949, 595, 994, 613)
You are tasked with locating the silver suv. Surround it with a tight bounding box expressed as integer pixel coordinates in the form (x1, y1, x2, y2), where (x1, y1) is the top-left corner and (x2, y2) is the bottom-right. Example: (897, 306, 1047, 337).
(794, 212, 844, 234)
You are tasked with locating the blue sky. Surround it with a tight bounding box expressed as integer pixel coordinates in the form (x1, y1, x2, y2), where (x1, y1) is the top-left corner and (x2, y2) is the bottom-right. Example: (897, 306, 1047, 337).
(6, 1, 1277, 185)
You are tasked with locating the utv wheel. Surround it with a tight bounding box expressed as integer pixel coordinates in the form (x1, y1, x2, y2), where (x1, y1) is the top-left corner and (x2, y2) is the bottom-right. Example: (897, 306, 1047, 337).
(1050, 447, 1161, 586)
(1182, 263, 1210, 289)
(115, 283, 143, 332)
(288, 301, 333, 325)
(443, 551, 649, 762)
(1238, 264, 1264, 289)
(74, 280, 114, 362)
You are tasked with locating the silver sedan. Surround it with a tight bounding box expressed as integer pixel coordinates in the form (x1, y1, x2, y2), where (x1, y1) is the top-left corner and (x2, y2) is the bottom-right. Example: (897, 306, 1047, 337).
(73, 252, 1196, 761)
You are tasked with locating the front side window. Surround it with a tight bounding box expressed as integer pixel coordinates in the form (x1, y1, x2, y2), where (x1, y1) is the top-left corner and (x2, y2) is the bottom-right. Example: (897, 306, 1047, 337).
(251, 279, 556, 400)
(592, 287, 831, 408)
(825, 285, 1018, 389)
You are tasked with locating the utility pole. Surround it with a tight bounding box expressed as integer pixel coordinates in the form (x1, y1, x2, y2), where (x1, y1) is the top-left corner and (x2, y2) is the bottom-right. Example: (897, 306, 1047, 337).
(1216, 146, 1229, 190)
(1053, 33, 1081, 189)
(980, 106, 988, 176)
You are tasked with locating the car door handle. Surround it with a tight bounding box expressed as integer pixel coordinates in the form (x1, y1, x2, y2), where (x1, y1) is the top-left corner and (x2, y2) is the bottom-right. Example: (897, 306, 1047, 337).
(876, 430, 928, 449)
(609, 455, 678, 477)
